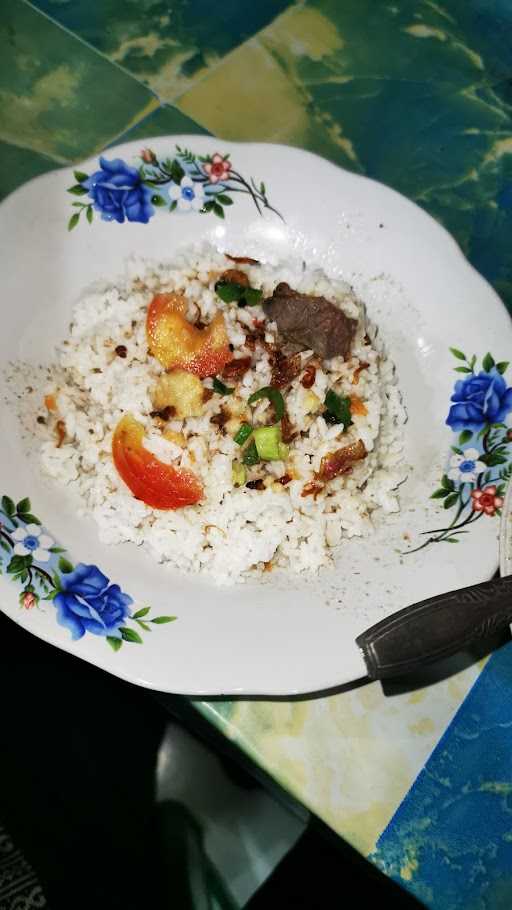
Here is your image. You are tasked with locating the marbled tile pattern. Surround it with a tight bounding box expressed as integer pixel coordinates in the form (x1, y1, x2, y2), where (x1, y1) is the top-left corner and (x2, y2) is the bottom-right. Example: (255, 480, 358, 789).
(176, 0, 512, 307)
(5, 0, 512, 311)
(197, 660, 482, 856)
(28, 0, 292, 100)
(0, 0, 159, 163)
(372, 642, 512, 910)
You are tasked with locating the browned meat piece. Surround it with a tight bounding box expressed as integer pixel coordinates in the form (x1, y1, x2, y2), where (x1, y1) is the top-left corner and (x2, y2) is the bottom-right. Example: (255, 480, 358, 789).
(210, 406, 230, 432)
(280, 414, 297, 443)
(263, 283, 357, 359)
(219, 268, 250, 287)
(270, 350, 302, 388)
(222, 355, 252, 381)
(226, 254, 260, 265)
(301, 481, 324, 499)
(351, 361, 369, 385)
(246, 479, 265, 490)
(317, 439, 367, 482)
(150, 405, 176, 420)
(55, 420, 66, 448)
(301, 363, 316, 388)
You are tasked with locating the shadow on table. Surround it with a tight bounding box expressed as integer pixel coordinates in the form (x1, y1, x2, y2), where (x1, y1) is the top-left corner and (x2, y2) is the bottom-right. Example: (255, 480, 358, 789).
(158, 698, 427, 910)
(381, 628, 510, 698)
(191, 628, 511, 704)
(246, 816, 428, 909)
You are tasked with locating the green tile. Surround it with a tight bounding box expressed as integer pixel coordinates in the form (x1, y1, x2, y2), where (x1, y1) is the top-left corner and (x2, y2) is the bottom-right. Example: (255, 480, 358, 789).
(177, 0, 512, 307)
(28, 0, 294, 102)
(0, 0, 159, 162)
(176, 38, 362, 174)
(254, 0, 512, 308)
(0, 140, 60, 202)
(0, 101, 207, 205)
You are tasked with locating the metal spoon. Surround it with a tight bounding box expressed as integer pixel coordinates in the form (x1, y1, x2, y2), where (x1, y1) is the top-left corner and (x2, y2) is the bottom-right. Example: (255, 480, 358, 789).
(356, 481, 512, 680)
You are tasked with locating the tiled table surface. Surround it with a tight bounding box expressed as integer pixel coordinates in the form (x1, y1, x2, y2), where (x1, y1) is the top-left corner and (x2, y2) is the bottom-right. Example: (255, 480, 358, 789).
(2, 2, 512, 907)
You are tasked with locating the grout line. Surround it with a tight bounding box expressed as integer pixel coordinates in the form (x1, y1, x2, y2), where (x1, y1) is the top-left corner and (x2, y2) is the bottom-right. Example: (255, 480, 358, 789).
(172, 36, 265, 106)
(21, 0, 289, 121)
(170, 5, 299, 108)
(21, 0, 214, 150)
(22, 0, 162, 101)
(105, 105, 212, 149)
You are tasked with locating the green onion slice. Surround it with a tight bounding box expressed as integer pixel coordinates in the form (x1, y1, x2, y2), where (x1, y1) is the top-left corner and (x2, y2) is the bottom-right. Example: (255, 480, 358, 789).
(242, 439, 260, 466)
(234, 422, 253, 446)
(215, 281, 263, 308)
(213, 377, 234, 395)
(323, 389, 352, 427)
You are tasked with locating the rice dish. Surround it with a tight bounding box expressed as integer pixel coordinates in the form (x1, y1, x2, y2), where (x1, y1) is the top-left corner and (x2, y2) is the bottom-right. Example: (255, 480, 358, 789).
(39, 243, 406, 585)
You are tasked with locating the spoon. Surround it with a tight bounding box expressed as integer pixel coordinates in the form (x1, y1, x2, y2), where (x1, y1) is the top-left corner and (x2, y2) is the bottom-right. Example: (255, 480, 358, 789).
(356, 481, 512, 680)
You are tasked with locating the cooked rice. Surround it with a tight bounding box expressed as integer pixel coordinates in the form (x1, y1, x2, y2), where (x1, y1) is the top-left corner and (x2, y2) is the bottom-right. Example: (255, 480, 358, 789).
(40, 243, 406, 584)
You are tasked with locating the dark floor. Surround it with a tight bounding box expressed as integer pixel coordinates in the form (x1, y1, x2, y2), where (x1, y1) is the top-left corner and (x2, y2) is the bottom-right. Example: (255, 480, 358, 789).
(0, 611, 425, 910)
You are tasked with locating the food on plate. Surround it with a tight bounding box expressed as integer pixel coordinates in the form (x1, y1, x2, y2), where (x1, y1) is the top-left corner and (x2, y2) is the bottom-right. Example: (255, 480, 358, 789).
(262, 282, 357, 359)
(150, 369, 204, 419)
(317, 439, 368, 482)
(112, 414, 203, 509)
(39, 243, 406, 584)
(146, 291, 231, 376)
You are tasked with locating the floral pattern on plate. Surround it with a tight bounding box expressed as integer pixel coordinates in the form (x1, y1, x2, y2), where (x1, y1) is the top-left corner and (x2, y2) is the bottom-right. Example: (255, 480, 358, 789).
(408, 350, 512, 553)
(67, 145, 282, 229)
(0, 495, 175, 650)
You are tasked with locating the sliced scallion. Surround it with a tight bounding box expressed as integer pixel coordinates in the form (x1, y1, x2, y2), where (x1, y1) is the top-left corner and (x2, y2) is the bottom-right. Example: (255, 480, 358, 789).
(277, 442, 289, 460)
(323, 389, 352, 427)
(232, 461, 247, 487)
(213, 377, 234, 396)
(242, 439, 260, 466)
(215, 281, 263, 308)
(234, 422, 253, 446)
(253, 426, 281, 461)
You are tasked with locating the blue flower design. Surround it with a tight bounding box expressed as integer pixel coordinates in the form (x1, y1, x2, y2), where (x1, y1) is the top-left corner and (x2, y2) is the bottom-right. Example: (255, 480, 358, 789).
(54, 563, 133, 641)
(446, 368, 512, 432)
(83, 157, 154, 224)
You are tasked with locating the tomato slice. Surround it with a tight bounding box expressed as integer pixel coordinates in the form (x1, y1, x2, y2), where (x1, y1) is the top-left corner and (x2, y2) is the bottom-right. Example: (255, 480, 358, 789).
(112, 414, 203, 510)
(146, 292, 231, 377)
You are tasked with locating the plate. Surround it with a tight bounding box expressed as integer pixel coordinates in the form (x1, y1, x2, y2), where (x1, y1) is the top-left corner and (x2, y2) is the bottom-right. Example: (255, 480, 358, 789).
(1, 136, 511, 695)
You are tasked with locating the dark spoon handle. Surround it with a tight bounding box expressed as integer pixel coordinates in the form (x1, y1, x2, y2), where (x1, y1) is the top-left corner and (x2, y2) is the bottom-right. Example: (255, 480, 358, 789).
(356, 575, 512, 680)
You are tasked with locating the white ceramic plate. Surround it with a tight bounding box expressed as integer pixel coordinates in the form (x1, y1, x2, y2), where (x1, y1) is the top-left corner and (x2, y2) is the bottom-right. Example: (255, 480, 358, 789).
(1, 136, 512, 695)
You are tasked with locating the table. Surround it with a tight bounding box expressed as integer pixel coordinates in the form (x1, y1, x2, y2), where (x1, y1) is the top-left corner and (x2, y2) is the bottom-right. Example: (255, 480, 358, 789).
(2, 2, 512, 906)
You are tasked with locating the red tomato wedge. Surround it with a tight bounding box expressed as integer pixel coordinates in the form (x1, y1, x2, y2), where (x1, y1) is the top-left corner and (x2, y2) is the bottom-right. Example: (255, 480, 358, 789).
(146, 292, 232, 378)
(112, 414, 203, 510)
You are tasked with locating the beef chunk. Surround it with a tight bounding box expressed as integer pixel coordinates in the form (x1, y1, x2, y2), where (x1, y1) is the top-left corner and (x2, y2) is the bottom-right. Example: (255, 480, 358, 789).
(263, 283, 357, 359)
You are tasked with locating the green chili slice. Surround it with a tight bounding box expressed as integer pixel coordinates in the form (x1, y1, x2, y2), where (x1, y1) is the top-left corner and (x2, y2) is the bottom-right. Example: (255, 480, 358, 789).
(247, 386, 285, 421)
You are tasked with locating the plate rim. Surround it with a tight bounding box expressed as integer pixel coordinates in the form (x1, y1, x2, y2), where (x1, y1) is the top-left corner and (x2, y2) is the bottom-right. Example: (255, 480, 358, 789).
(1, 133, 511, 694)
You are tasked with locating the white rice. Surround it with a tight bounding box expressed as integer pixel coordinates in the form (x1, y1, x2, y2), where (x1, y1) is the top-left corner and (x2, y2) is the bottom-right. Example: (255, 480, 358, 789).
(39, 243, 407, 585)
